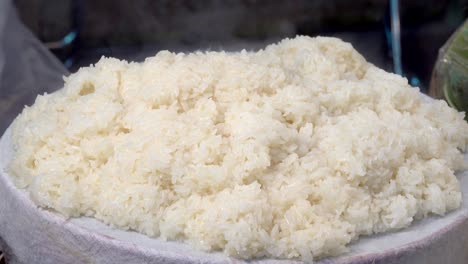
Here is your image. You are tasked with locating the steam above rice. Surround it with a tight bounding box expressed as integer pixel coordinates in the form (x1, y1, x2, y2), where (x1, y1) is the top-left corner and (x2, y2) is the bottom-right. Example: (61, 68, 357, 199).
(9, 36, 468, 261)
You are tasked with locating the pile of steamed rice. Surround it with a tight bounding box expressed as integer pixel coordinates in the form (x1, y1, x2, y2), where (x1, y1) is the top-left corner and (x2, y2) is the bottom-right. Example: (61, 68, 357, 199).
(9, 36, 468, 261)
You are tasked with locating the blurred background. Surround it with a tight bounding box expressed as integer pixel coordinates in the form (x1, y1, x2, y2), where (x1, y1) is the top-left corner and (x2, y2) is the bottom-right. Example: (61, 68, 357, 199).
(13, 0, 468, 91)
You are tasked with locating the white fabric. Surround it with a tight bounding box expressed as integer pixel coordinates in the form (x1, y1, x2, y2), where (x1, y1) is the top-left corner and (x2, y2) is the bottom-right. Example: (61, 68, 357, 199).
(0, 0, 67, 134)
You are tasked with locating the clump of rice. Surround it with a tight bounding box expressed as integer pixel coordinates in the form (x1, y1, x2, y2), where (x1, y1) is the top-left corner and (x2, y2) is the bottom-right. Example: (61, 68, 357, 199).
(9, 36, 468, 261)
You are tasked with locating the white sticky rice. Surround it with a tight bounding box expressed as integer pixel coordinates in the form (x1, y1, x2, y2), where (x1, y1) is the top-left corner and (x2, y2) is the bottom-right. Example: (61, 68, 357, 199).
(9, 36, 468, 261)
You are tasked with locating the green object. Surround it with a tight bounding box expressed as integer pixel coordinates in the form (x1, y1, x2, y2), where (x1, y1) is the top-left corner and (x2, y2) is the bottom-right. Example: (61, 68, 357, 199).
(430, 19, 468, 118)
